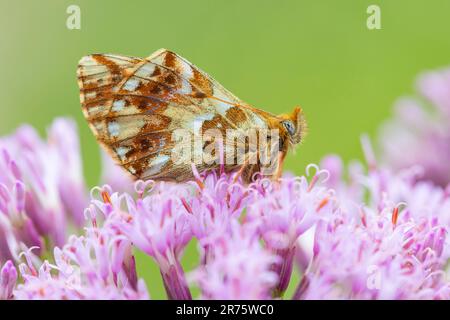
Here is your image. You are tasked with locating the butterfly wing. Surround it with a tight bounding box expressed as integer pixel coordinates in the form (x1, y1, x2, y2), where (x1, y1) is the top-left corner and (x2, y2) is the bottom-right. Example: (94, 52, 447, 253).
(77, 49, 272, 181)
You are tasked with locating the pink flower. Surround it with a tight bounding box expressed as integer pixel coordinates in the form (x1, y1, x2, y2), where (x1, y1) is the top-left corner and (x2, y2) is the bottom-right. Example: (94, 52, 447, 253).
(48, 119, 88, 226)
(110, 182, 193, 300)
(183, 167, 253, 264)
(379, 67, 450, 187)
(246, 168, 334, 297)
(0, 179, 43, 261)
(190, 221, 278, 300)
(0, 118, 134, 264)
(0, 119, 89, 259)
(0, 260, 17, 300)
(14, 212, 148, 300)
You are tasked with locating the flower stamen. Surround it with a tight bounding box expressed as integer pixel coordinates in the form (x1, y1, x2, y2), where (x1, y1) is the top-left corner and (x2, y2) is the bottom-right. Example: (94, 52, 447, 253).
(101, 190, 112, 204)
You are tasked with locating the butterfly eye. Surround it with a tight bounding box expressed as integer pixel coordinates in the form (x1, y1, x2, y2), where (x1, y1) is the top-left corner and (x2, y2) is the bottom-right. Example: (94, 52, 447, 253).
(282, 120, 295, 136)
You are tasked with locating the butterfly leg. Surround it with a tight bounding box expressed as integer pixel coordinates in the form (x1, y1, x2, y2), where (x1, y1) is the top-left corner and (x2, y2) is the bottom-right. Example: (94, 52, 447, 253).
(233, 158, 250, 183)
(274, 151, 287, 181)
(233, 146, 262, 183)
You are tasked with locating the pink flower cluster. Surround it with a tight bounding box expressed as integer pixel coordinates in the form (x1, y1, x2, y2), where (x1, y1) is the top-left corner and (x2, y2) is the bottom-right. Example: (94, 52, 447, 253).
(296, 151, 449, 299)
(0, 119, 88, 261)
(0, 68, 449, 300)
(0, 136, 336, 299)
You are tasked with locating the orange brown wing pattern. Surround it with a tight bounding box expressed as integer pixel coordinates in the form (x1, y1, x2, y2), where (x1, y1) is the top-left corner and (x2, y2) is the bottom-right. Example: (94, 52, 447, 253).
(77, 49, 272, 181)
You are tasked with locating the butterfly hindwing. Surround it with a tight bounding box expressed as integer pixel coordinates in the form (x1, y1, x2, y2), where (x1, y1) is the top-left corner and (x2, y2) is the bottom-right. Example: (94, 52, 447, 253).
(77, 49, 274, 181)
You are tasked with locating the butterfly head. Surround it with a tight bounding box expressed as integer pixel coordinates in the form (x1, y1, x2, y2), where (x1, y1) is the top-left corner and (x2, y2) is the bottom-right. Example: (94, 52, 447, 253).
(279, 106, 307, 145)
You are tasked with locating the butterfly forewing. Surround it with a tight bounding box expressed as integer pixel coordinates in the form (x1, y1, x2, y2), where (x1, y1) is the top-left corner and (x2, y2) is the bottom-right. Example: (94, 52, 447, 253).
(77, 49, 273, 181)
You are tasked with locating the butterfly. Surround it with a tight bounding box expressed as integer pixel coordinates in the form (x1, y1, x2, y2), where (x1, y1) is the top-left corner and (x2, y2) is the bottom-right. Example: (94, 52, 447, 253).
(77, 48, 306, 183)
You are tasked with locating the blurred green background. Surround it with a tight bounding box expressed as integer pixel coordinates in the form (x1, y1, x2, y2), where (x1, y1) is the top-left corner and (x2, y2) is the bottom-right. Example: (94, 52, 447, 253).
(1, 0, 450, 298)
